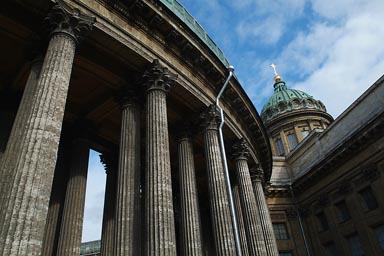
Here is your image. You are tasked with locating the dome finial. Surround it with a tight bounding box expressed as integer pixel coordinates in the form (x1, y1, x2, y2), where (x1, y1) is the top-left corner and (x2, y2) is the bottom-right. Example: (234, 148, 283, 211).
(270, 63, 281, 83)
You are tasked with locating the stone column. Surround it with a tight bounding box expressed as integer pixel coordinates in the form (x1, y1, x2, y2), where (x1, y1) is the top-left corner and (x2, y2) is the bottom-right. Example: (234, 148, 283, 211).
(233, 186, 250, 256)
(114, 88, 141, 256)
(232, 139, 268, 256)
(252, 168, 279, 256)
(200, 105, 236, 256)
(41, 142, 69, 256)
(144, 60, 177, 255)
(178, 129, 203, 256)
(56, 139, 90, 256)
(0, 58, 42, 209)
(0, 2, 94, 255)
(100, 153, 118, 256)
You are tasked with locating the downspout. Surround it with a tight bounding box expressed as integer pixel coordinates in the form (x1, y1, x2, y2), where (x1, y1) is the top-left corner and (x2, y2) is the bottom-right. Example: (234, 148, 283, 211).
(216, 66, 242, 256)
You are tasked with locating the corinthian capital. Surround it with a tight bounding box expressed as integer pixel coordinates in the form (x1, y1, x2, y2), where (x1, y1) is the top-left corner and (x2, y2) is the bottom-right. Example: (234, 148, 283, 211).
(231, 138, 249, 161)
(250, 166, 264, 183)
(100, 152, 118, 175)
(199, 104, 220, 131)
(45, 0, 95, 44)
(142, 59, 177, 92)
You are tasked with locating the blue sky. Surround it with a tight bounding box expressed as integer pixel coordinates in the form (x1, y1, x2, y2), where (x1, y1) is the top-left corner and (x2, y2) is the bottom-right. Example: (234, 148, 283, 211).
(81, 0, 384, 242)
(178, 0, 384, 118)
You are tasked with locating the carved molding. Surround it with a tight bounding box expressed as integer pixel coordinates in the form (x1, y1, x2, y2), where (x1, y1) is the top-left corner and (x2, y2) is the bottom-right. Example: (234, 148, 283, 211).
(142, 59, 177, 92)
(46, 0, 95, 44)
(231, 138, 249, 161)
(199, 104, 220, 131)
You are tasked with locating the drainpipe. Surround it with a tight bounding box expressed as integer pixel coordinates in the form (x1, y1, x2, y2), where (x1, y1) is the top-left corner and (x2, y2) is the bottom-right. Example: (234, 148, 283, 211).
(216, 66, 242, 256)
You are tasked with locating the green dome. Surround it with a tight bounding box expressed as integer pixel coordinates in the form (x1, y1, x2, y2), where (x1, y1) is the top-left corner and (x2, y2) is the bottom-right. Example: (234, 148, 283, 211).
(261, 80, 327, 124)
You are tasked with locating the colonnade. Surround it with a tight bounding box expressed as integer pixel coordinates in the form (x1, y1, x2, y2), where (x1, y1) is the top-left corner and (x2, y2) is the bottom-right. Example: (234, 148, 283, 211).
(0, 1, 278, 255)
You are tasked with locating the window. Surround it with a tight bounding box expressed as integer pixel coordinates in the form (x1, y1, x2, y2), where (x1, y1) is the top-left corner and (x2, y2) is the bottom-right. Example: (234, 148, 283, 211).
(273, 222, 289, 240)
(292, 101, 300, 108)
(275, 138, 285, 156)
(316, 212, 329, 232)
(375, 225, 384, 250)
(335, 201, 351, 223)
(323, 242, 339, 256)
(301, 130, 309, 139)
(279, 252, 293, 256)
(287, 133, 298, 150)
(279, 103, 286, 112)
(347, 234, 365, 256)
(359, 187, 378, 211)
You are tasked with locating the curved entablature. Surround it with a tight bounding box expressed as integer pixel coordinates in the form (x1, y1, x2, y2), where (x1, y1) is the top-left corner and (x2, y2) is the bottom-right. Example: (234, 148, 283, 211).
(159, 0, 230, 67)
(0, 0, 277, 254)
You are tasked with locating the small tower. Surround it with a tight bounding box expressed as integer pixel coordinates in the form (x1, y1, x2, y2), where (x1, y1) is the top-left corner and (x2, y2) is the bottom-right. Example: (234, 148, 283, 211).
(261, 64, 333, 156)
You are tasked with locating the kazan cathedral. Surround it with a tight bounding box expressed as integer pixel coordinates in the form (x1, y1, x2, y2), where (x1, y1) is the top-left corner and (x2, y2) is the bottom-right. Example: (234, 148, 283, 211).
(0, 0, 383, 256)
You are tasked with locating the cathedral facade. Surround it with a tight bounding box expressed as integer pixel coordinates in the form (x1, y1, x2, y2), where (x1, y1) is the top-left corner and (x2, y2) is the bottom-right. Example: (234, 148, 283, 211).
(1, 0, 383, 256)
(0, 0, 274, 255)
(264, 74, 384, 256)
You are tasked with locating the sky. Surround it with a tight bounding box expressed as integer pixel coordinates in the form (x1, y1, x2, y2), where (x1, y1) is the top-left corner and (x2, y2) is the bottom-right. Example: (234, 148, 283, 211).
(81, 0, 384, 242)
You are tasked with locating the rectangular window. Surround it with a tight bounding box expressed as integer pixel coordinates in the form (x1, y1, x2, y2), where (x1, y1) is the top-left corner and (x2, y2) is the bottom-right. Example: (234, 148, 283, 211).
(275, 138, 285, 156)
(347, 234, 365, 256)
(335, 201, 351, 223)
(316, 212, 329, 232)
(375, 225, 384, 250)
(287, 133, 298, 150)
(359, 186, 378, 211)
(301, 130, 309, 139)
(323, 242, 339, 256)
(273, 222, 289, 240)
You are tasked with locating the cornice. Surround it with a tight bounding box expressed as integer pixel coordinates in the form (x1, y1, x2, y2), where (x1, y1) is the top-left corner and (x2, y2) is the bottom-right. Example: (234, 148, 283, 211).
(292, 113, 384, 194)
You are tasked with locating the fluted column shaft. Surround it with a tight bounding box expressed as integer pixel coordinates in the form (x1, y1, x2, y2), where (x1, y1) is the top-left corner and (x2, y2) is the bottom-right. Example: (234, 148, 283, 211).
(114, 94, 141, 256)
(235, 156, 267, 255)
(0, 3, 93, 254)
(233, 186, 250, 256)
(253, 176, 279, 256)
(144, 60, 177, 256)
(0, 59, 42, 212)
(178, 136, 203, 256)
(56, 140, 90, 256)
(0, 25, 78, 256)
(201, 105, 236, 256)
(99, 153, 117, 256)
(41, 143, 69, 256)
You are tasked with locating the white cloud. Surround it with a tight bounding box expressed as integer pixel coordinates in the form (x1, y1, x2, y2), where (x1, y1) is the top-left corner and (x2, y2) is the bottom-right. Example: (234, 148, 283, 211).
(290, 0, 384, 117)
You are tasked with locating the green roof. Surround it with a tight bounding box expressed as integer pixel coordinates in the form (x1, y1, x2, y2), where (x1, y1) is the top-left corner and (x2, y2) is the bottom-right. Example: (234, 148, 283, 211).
(159, 0, 230, 67)
(261, 80, 327, 124)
